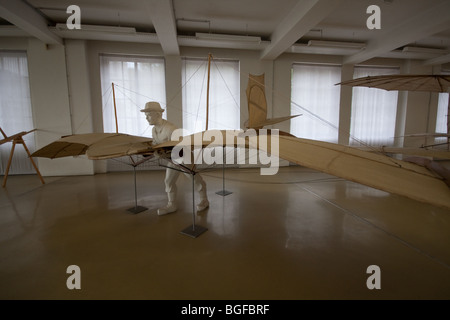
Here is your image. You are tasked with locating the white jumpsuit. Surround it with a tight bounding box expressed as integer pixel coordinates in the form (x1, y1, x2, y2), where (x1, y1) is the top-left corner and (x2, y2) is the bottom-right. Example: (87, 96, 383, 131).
(152, 119, 208, 208)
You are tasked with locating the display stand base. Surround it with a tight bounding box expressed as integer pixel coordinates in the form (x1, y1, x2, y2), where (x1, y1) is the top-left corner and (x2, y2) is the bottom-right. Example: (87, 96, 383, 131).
(180, 224, 208, 238)
(216, 190, 233, 196)
(216, 149, 232, 197)
(127, 206, 148, 214)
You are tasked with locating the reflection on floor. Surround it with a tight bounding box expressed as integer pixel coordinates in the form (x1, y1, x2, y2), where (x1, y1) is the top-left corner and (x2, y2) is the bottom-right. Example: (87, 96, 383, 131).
(1, 165, 449, 299)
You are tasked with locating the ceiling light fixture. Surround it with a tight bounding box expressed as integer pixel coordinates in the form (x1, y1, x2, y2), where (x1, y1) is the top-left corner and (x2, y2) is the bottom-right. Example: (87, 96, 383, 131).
(55, 23, 136, 34)
(195, 32, 261, 43)
(402, 46, 448, 55)
(307, 40, 366, 49)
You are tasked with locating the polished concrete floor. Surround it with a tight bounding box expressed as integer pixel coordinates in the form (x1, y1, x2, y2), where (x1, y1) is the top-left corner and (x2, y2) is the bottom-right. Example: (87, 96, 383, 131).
(1, 165, 449, 300)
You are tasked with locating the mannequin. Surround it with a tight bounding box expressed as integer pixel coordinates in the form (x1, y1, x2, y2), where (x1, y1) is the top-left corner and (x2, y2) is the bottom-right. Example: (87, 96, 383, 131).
(141, 101, 209, 215)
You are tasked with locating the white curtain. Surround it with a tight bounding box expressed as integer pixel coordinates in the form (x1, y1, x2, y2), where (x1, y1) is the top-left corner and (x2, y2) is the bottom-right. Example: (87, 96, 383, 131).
(99, 54, 166, 172)
(182, 58, 240, 134)
(350, 66, 399, 146)
(290, 63, 341, 142)
(435, 92, 449, 144)
(0, 51, 35, 175)
(435, 69, 450, 145)
(100, 54, 166, 138)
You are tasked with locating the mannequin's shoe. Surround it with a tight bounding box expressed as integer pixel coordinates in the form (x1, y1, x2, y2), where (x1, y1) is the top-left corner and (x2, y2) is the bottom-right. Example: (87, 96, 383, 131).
(157, 202, 177, 216)
(196, 199, 209, 212)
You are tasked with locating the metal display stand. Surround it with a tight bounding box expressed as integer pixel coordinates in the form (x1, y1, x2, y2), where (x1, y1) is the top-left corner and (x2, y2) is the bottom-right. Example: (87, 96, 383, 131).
(158, 158, 208, 238)
(180, 172, 208, 238)
(126, 155, 153, 214)
(127, 164, 148, 214)
(215, 146, 232, 196)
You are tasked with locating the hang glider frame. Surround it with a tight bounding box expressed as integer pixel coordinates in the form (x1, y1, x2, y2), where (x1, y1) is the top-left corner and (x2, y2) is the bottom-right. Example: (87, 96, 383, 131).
(1, 127, 44, 187)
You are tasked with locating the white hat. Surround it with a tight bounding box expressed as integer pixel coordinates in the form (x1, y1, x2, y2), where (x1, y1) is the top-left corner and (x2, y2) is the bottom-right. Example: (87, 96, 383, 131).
(140, 101, 165, 113)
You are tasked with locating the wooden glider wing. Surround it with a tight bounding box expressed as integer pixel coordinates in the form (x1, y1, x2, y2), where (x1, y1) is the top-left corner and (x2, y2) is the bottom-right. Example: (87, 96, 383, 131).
(252, 134, 450, 210)
(33, 129, 450, 209)
(31, 133, 153, 160)
(155, 130, 450, 209)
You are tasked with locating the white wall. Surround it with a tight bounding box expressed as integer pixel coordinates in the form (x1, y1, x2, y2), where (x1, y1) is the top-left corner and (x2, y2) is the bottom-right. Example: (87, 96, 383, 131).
(401, 60, 436, 148)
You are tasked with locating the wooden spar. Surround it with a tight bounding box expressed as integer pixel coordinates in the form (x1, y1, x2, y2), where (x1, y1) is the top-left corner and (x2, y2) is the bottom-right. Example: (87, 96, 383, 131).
(188, 54, 213, 172)
(206, 53, 212, 131)
(0, 127, 7, 139)
(112, 83, 119, 133)
(357, 146, 450, 159)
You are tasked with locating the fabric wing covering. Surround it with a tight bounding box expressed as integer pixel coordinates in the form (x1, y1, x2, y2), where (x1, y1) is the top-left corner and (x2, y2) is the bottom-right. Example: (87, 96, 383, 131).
(31, 133, 153, 160)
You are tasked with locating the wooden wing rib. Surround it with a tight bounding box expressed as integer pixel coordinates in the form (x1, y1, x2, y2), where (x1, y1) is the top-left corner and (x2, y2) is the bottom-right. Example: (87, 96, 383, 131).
(338, 75, 450, 93)
(86, 134, 154, 160)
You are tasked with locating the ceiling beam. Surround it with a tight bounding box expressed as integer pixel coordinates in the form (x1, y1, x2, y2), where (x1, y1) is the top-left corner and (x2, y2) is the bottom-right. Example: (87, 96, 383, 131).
(343, 1, 450, 65)
(423, 53, 450, 66)
(0, 0, 63, 45)
(260, 0, 344, 60)
(146, 0, 179, 56)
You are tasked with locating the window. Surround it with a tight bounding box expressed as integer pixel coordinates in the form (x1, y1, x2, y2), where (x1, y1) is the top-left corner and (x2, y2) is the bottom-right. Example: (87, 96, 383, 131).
(0, 51, 35, 175)
(435, 70, 449, 145)
(290, 63, 341, 142)
(99, 54, 166, 172)
(350, 66, 399, 146)
(99, 54, 166, 138)
(436, 93, 449, 133)
(181, 58, 240, 134)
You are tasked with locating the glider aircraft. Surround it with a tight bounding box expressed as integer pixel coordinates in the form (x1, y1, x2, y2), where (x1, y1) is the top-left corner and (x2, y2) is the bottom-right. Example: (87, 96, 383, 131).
(31, 56, 450, 211)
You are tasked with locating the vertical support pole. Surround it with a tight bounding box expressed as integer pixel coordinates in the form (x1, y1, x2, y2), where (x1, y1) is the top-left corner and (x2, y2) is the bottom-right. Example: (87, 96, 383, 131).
(216, 146, 232, 196)
(206, 53, 212, 131)
(21, 138, 45, 185)
(180, 172, 208, 238)
(447, 93, 449, 149)
(133, 165, 138, 209)
(2, 141, 16, 188)
(222, 160, 225, 190)
(112, 82, 119, 133)
(192, 172, 196, 231)
(126, 160, 147, 214)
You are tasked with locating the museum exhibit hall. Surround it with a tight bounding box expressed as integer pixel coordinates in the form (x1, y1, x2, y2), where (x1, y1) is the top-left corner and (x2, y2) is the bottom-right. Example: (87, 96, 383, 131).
(0, 0, 450, 301)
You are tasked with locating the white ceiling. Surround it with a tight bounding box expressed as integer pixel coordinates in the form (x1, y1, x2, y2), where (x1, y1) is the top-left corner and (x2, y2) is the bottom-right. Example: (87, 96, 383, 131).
(1, 0, 450, 64)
